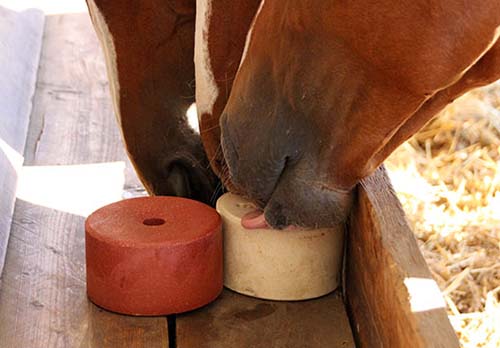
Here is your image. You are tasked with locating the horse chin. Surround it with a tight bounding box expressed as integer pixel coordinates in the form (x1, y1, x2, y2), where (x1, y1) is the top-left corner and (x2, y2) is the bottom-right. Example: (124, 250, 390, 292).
(263, 184, 354, 230)
(233, 170, 355, 230)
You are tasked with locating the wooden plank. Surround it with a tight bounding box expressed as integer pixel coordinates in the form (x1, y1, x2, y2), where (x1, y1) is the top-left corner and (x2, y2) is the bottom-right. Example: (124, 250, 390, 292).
(0, 11, 167, 347)
(0, 5, 44, 275)
(176, 289, 355, 347)
(345, 166, 459, 348)
(85, 304, 169, 347)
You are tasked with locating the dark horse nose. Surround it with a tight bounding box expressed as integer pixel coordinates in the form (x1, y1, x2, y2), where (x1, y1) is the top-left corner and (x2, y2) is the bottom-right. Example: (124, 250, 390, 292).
(220, 114, 240, 179)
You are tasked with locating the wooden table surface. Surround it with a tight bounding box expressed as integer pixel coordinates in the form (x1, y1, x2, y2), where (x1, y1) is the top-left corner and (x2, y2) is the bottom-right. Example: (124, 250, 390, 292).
(0, 9, 354, 348)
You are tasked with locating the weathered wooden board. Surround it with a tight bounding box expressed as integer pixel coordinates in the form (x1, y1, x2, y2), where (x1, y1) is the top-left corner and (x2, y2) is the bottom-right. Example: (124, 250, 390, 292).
(0, 5, 44, 275)
(346, 166, 459, 348)
(85, 304, 169, 347)
(176, 289, 355, 347)
(0, 12, 166, 347)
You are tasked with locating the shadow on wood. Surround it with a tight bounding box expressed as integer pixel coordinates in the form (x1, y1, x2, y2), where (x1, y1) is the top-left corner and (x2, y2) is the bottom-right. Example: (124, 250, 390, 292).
(176, 289, 354, 348)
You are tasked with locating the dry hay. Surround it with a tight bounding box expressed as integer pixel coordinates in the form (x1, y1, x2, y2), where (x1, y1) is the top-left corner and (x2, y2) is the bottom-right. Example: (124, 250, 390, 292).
(385, 81, 500, 348)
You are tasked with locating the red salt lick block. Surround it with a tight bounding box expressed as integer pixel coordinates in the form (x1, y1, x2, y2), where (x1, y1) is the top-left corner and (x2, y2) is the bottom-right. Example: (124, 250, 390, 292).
(85, 196, 223, 316)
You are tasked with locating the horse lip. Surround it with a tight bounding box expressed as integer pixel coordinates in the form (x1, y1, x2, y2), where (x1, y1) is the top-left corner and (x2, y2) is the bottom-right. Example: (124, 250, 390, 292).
(240, 208, 301, 230)
(241, 209, 269, 229)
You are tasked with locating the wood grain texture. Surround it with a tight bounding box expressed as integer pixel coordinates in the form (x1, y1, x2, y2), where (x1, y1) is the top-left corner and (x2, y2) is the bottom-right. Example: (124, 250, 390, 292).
(345, 166, 459, 348)
(0, 5, 44, 275)
(176, 289, 354, 348)
(0, 12, 166, 348)
(84, 304, 169, 347)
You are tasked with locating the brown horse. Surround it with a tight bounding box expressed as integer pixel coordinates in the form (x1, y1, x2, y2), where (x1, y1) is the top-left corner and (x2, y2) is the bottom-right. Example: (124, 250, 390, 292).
(87, 0, 500, 229)
(86, 0, 219, 204)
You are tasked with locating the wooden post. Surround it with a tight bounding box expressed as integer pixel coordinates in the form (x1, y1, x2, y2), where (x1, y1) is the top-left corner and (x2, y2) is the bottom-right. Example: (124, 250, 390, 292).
(345, 166, 459, 348)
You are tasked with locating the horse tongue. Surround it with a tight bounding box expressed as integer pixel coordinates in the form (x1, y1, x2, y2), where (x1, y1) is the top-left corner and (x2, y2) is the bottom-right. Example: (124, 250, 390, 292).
(241, 210, 270, 229)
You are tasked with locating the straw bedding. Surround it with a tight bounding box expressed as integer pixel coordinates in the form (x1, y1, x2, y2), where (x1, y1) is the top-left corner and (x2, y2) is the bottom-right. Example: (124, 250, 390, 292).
(385, 81, 500, 348)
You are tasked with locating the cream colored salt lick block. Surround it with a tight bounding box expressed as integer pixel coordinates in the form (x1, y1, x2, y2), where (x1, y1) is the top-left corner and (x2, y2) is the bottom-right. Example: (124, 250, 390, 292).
(216, 193, 345, 301)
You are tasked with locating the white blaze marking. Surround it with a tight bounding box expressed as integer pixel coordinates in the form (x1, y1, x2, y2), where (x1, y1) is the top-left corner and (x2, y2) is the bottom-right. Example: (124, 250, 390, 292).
(195, 0, 219, 118)
(238, 0, 265, 71)
(87, 0, 122, 129)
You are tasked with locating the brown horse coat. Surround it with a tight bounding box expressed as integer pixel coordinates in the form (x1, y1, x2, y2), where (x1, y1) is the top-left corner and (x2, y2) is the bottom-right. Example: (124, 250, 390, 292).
(87, 0, 500, 228)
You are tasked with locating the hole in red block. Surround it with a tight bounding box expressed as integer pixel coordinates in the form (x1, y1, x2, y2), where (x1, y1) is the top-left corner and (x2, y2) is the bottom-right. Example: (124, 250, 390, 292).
(143, 218, 166, 226)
